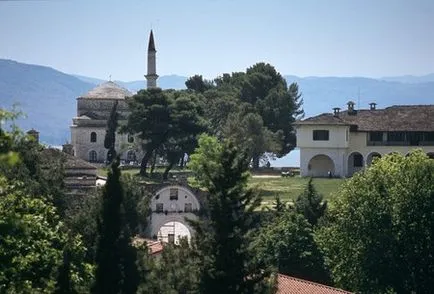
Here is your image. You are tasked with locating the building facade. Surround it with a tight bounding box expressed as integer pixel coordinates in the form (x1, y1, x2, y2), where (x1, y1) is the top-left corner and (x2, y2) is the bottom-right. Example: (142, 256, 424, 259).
(70, 30, 158, 163)
(296, 103, 434, 177)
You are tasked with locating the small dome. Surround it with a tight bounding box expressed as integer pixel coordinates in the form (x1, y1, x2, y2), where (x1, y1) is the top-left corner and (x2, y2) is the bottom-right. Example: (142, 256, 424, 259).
(80, 81, 132, 99)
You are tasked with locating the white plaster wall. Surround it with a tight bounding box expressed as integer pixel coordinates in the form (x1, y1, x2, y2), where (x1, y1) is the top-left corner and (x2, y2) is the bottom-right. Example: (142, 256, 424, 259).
(296, 125, 349, 148)
(347, 132, 434, 167)
(298, 124, 434, 177)
(150, 185, 201, 212)
(148, 185, 200, 240)
(157, 221, 191, 244)
(300, 148, 346, 177)
(150, 214, 197, 243)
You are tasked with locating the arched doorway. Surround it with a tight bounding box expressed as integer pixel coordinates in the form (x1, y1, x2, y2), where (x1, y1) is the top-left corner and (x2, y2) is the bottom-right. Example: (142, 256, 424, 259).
(307, 154, 335, 177)
(157, 221, 191, 244)
(148, 185, 200, 243)
(367, 152, 381, 166)
(348, 152, 364, 176)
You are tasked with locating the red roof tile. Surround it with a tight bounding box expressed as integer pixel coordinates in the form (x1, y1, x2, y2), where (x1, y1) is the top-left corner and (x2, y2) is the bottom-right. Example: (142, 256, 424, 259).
(146, 240, 164, 255)
(276, 274, 352, 294)
(132, 237, 164, 255)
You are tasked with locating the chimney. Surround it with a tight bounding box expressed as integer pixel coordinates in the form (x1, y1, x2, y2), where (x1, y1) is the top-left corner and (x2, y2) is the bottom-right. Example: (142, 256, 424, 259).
(26, 129, 39, 143)
(347, 101, 357, 115)
(369, 102, 377, 110)
(62, 143, 74, 156)
(333, 107, 341, 116)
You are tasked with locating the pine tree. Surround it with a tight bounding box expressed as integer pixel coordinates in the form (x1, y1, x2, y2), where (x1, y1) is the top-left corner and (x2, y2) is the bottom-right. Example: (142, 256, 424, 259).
(104, 101, 118, 164)
(92, 158, 138, 294)
(295, 178, 327, 226)
(190, 141, 267, 294)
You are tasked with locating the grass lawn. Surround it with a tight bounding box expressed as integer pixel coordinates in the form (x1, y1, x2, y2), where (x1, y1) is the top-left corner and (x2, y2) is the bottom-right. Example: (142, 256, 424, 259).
(98, 167, 345, 206)
(250, 176, 345, 207)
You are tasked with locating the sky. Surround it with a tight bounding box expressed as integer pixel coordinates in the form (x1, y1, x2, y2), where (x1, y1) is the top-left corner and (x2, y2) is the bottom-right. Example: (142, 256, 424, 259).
(1, 0, 434, 81)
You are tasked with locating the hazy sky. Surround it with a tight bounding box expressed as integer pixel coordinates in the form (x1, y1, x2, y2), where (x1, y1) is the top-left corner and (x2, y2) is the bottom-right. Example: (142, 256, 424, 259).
(1, 0, 433, 81)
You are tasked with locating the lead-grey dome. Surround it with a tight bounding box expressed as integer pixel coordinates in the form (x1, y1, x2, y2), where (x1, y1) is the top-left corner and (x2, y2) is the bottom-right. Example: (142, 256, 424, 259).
(80, 81, 132, 99)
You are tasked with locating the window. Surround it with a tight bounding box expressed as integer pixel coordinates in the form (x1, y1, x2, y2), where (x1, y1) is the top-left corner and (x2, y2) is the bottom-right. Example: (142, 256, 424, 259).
(184, 203, 193, 212)
(156, 203, 163, 212)
(127, 150, 136, 161)
(89, 150, 97, 162)
(128, 134, 134, 143)
(369, 132, 383, 142)
(346, 129, 349, 142)
(168, 234, 175, 244)
(387, 132, 406, 142)
(169, 188, 178, 200)
(313, 130, 329, 141)
(90, 132, 97, 143)
(353, 154, 363, 167)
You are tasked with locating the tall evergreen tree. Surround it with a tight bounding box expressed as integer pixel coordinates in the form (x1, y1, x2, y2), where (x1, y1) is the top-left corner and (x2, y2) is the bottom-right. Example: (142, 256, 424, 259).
(54, 246, 73, 294)
(189, 140, 268, 294)
(104, 101, 118, 164)
(295, 178, 327, 226)
(92, 158, 138, 294)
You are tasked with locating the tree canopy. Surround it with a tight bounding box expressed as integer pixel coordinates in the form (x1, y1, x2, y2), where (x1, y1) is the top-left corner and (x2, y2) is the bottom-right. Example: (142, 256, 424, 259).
(317, 150, 434, 293)
(188, 137, 269, 293)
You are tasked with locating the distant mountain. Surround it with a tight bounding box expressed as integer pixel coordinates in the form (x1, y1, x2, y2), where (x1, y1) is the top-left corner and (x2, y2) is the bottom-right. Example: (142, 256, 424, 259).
(2, 58, 434, 153)
(0, 59, 94, 144)
(284, 75, 434, 117)
(380, 73, 434, 84)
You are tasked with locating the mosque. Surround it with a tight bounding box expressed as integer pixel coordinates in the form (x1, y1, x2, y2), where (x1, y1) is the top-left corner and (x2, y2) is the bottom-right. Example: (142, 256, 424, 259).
(70, 31, 158, 163)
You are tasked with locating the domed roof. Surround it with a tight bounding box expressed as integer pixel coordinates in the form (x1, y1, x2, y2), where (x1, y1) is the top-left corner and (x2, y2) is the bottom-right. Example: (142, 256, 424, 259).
(80, 81, 132, 99)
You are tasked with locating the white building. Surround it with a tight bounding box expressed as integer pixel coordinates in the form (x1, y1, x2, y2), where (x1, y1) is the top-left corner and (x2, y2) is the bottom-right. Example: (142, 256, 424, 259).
(70, 30, 158, 163)
(148, 185, 201, 244)
(296, 102, 434, 177)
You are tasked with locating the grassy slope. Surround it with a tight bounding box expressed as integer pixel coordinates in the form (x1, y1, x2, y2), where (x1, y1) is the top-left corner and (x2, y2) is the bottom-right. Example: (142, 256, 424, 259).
(249, 177, 344, 207)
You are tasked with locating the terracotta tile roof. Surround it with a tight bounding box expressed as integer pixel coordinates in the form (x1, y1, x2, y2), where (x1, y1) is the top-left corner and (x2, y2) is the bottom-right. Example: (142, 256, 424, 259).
(80, 81, 132, 99)
(296, 105, 434, 132)
(146, 239, 164, 255)
(41, 149, 96, 170)
(276, 274, 352, 294)
(132, 237, 164, 255)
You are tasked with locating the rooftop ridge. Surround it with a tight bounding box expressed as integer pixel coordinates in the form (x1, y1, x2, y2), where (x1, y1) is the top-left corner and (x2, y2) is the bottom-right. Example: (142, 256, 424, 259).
(277, 273, 353, 293)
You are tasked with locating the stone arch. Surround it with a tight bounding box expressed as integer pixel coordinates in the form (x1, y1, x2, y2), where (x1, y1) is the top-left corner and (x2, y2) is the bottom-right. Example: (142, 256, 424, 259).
(89, 150, 97, 162)
(154, 217, 193, 244)
(427, 152, 434, 159)
(148, 185, 200, 242)
(367, 152, 381, 166)
(307, 154, 335, 177)
(348, 151, 364, 176)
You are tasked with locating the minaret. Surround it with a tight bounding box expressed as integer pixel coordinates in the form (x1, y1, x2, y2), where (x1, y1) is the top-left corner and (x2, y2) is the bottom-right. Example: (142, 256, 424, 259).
(145, 30, 158, 88)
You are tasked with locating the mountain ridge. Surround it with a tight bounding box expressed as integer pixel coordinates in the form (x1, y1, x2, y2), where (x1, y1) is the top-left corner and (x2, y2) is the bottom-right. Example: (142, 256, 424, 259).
(2, 58, 434, 149)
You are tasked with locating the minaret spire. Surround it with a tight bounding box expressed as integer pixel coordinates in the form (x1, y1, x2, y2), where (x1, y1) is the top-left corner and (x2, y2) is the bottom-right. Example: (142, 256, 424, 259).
(145, 30, 158, 88)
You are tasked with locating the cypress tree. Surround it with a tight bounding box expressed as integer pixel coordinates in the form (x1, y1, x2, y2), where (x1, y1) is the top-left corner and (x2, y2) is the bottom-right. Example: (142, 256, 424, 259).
(190, 141, 267, 294)
(92, 157, 138, 293)
(104, 101, 118, 164)
(54, 246, 73, 294)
